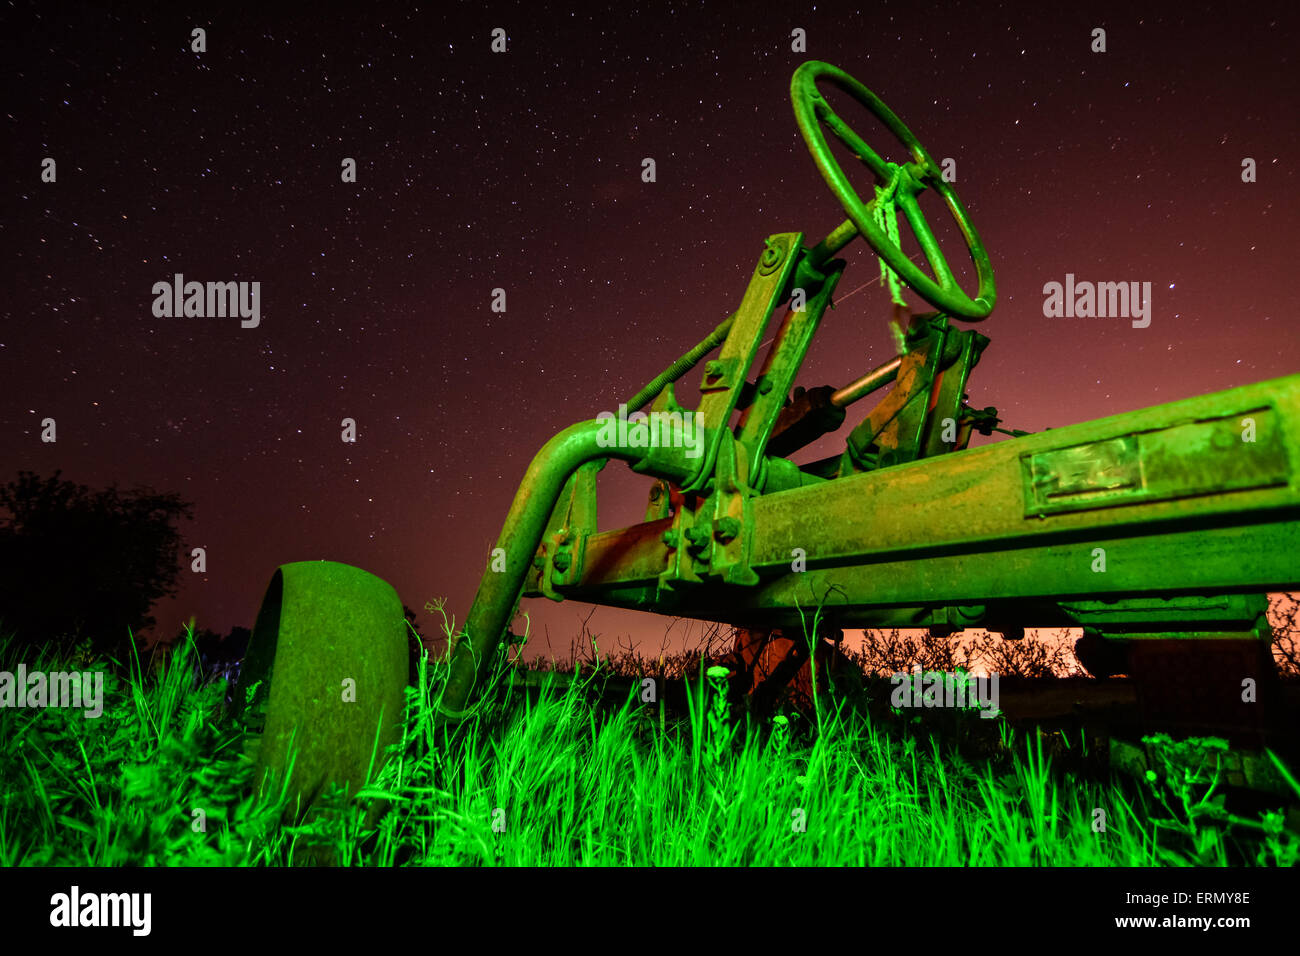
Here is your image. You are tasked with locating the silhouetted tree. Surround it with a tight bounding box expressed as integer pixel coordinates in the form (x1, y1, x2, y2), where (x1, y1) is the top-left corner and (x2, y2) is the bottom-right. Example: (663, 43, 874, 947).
(0, 470, 193, 658)
(224, 625, 252, 663)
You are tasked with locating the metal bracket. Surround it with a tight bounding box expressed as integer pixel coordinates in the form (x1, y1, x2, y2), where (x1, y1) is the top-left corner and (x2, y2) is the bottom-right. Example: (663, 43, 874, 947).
(534, 459, 600, 600)
(684, 232, 804, 494)
(656, 498, 707, 599)
(706, 434, 760, 586)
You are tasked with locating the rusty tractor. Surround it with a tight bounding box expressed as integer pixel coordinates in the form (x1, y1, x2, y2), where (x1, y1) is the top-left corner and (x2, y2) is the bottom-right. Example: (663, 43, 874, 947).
(237, 61, 1300, 809)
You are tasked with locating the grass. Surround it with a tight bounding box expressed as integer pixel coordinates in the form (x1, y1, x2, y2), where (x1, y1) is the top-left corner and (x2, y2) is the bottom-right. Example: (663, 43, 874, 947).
(1, 619, 1297, 866)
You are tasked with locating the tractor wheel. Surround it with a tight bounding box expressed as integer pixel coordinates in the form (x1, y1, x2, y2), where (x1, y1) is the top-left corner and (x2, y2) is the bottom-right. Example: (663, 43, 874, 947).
(236, 561, 409, 821)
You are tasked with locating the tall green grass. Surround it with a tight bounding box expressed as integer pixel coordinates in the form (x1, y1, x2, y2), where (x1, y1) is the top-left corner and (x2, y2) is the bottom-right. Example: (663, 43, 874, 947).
(0, 622, 1296, 866)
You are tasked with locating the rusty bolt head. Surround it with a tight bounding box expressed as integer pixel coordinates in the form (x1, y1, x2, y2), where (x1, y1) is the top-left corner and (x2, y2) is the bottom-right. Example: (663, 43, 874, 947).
(685, 525, 711, 550)
(759, 240, 784, 273)
(553, 551, 572, 572)
(715, 516, 741, 543)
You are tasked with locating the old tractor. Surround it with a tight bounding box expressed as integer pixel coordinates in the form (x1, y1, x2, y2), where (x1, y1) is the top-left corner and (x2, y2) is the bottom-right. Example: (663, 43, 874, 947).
(238, 61, 1300, 807)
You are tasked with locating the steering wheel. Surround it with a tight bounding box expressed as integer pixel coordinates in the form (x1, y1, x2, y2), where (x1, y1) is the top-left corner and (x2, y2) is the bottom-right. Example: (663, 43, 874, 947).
(791, 60, 995, 320)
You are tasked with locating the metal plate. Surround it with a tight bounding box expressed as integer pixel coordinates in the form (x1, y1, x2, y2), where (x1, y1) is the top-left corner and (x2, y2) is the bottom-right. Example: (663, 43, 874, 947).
(1022, 407, 1289, 516)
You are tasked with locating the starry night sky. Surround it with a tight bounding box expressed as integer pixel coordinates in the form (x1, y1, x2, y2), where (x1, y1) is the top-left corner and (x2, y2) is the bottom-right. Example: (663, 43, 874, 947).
(3, 2, 1297, 660)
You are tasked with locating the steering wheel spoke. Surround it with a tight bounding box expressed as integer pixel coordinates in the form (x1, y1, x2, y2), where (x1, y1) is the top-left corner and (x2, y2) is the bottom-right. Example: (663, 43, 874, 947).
(896, 190, 957, 292)
(820, 106, 890, 181)
(791, 61, 995, 320)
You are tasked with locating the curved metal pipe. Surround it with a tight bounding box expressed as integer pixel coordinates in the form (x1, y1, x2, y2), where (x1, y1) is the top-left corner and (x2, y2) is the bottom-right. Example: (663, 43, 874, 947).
(437, 420, 677, 718)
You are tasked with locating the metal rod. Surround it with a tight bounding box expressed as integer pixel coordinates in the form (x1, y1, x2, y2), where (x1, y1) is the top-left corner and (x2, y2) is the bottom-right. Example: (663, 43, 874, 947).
(830, 355, 902, 407)
(624, 311, 736, 413)
(808, 217, 859, 269)
(625, 217, 860, 415)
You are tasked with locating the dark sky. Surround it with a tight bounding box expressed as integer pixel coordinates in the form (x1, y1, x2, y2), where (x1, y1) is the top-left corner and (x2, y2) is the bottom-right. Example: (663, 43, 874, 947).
(3, 1, 1297, 661)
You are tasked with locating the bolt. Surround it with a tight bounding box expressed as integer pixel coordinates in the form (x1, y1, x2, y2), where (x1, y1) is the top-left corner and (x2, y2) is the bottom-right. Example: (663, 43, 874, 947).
(760, 240, 783, 271)
(685, 525, 711, 550)
(553, 551, 572, 572)
(662, 529, 681, 548)
(715, 516, 741, 543)
(649, 484, 663, 501)
(757, 378, 773, 395)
